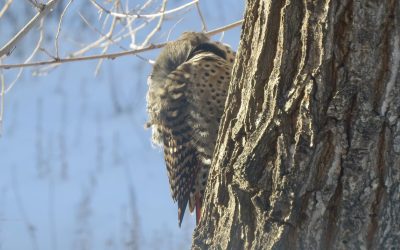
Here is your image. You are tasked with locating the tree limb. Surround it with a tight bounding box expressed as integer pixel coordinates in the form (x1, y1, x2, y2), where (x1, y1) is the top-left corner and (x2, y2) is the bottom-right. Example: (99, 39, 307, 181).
(0, 0, 60, 58)
(0, 19, 243, 70)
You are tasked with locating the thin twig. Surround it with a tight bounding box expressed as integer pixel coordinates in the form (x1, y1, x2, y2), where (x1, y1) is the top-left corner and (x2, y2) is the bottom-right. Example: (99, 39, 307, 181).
(27, 0, 44, 10)
(0, 43, 166, 69)
(69, 27, 117, 57)
(0, 0, 60, 57)
(100, 1, 111, 31)
(94, 8, 119, 75)
(120, 20, 153, 48)
(204, 19, 243, 37)
(120, 0, 154, 63)
(89, 0, 197, 19)
(141, 0, 168, 47)
(0, 19, 243, 69)
(97, 9, 153, 48)
(39, 47, 57, 60)
(219, 32, 225, 41)
(55, 0, 74, 58)
(35, 12, 153, 73)
(167, 16, 186, 41)
(126, 0, 154, 47)
(78, 12, 126, 51)
(0, 0, 13, 19)
(195, 1, 207, 32)
(70, 4, 138, 58)
(5, 18, 45, 94)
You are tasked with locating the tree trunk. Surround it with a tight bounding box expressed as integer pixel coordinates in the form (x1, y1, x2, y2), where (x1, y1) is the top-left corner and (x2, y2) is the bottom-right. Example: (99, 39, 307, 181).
(192, 0, 400, 249)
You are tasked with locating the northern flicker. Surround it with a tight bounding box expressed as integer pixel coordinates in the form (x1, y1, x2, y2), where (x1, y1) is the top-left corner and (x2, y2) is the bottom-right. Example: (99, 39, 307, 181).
(146, 32, 235, 226)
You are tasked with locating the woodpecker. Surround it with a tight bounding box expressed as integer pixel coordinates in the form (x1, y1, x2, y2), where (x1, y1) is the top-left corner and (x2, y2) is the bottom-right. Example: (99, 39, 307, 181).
(146, 32, 235, 226)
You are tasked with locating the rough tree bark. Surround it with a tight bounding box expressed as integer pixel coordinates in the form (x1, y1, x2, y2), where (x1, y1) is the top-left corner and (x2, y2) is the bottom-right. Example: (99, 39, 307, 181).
(193, 0, 400, 249)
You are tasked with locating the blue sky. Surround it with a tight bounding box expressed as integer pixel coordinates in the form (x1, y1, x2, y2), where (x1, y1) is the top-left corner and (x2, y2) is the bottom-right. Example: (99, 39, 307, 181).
(0, 1, 244, 249)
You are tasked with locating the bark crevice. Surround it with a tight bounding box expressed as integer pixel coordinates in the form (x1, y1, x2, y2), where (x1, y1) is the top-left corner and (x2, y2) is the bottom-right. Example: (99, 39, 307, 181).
(193, 1, 400, 249)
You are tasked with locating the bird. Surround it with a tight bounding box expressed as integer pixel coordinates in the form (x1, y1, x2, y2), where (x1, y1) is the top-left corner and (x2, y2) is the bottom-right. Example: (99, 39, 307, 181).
(146, 32, 235, 227)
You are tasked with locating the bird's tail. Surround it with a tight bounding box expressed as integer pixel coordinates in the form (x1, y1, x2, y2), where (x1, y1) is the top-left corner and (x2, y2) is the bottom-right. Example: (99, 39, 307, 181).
(195, 194, 202, 225)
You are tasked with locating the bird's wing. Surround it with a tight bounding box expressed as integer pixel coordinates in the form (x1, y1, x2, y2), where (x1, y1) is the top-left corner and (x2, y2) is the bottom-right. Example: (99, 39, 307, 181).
(156, 52, 231, 226)
(159, 63, 199, 227)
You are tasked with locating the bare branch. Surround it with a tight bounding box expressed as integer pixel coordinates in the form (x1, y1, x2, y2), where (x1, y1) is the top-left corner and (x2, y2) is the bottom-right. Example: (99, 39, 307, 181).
(0, 0, 13, 19)
(0, 19, 243, 70)
(89, 0, 198, 19)
(0, 0, 60, 58)
(167, 16, 186, 41)
(39, 47, 57, 60)
(78, 12, 126, 51)
(78, 7, 121, 75)
(195, 1, 207, 32)
(125, 20, 154, 46)
(126, 0, 154, 47)
(55, 0, 74, 58)
(0, 43, 165, 69)
(70, 4, 142, 59)
(93, 0, 123, 74)
(140, 0, 167, 47)
(5, 18, 45, 94)
(27, 0, 44, 10)
(204, 19, 243, 37)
